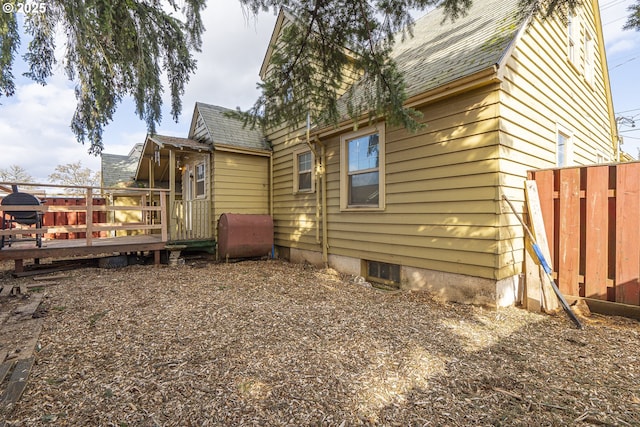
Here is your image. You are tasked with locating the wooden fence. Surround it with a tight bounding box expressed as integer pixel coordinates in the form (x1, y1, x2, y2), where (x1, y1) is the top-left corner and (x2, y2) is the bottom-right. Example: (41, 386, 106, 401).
(41, 197, 108, 239)
(528, 162, 640, 307)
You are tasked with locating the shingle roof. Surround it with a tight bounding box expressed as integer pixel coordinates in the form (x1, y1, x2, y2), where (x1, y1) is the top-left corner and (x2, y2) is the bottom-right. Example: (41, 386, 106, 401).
(394, 0, 522, 98)
(101, 144, 143, 187)
(195, 103, 270, 151)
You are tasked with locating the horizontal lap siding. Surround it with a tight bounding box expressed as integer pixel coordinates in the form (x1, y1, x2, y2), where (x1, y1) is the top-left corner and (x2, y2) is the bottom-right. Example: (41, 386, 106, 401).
(271, 127, 321, 250)
(497, 5, 615, 279)
(213, 151, 269, 225)
(275, 86, 502, 278)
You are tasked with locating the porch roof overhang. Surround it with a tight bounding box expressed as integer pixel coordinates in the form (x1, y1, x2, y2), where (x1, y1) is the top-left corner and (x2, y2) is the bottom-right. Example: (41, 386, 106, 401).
(136, 134, 212, 182)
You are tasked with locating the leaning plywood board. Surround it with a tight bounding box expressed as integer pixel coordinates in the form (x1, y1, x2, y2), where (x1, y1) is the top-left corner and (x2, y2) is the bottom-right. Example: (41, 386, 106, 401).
(525, 180, 559, 312)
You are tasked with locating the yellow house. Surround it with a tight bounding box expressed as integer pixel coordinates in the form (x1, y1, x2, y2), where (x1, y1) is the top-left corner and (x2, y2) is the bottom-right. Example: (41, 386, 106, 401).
(112, 102, 271, 247)
(263, 0, 618, 305)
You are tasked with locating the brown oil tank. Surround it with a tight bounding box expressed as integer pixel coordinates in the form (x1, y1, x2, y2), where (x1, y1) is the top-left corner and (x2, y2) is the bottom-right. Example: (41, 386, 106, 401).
(217, 213, 274, 260)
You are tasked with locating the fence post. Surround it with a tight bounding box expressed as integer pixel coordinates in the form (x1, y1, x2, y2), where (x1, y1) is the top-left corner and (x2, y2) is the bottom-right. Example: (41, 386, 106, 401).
(86, 187, 93, 246)
(615, 163, 640, 305)
(584, 166, 609, 300)
(160, 191, 168, 242)
(557, 168, 581, 297)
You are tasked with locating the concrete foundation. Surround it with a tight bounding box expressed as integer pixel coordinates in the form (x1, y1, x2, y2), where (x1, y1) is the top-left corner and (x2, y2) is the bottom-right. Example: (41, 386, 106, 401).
(283, 246, 521, 308)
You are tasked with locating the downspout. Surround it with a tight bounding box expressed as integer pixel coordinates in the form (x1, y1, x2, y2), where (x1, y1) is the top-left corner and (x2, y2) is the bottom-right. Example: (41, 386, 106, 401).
(269, 154, 274, 216)
(321, 143, 328, 264)
(310, 135, 329, 265)
(304, 110, 328, 264)
(315, 155, 321, 244)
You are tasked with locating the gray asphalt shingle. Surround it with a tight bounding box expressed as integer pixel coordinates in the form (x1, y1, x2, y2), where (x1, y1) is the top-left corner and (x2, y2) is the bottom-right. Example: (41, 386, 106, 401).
(195, 103, 270, 151)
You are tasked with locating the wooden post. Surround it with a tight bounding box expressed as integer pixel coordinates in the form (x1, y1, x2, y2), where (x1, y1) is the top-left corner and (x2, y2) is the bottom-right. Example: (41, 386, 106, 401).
(14, 259, 24, 274)
(525, 180, 559, 312)
(557, 168, 581, 297)
(169, 149, 175, 241)
(615, 163, 640, 305)
(524, 240, 542, 313)
(160, 191, 168, 242)
(85, 187, 93, 246)
(584, 166, 609, 300)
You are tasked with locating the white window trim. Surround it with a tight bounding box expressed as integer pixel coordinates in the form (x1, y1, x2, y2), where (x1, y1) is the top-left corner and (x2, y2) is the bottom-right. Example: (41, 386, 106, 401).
(583, 29, 595, 86)
(340, 123, 386, 211)
(596, 150, 609, 164)
(567, 14, 578, 65)
(195, 162, 206, 198)
(292, 147, 315, 194)
(556, 124, 574, 167)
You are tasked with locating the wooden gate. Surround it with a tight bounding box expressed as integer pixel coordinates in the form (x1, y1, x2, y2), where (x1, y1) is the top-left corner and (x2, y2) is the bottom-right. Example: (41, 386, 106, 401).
(528, 162, 640, 307)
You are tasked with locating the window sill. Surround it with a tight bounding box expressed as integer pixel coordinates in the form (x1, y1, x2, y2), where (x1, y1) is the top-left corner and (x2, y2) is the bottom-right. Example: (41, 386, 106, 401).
(566, 57, 581, 74)
(340, 206, 385, 212)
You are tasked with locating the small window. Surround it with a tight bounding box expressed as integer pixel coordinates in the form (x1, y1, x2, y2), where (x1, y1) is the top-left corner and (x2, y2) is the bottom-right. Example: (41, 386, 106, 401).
(366, 260, 400, 285)
(567, 14, 577, 64)
(584, 31, 595, 85)
(557, 130, 571, 167)
(340, 124, 385, 210)
(196, 163, 205, 197)
(596, 151, 609, 164)
(293, 149, 314, 193)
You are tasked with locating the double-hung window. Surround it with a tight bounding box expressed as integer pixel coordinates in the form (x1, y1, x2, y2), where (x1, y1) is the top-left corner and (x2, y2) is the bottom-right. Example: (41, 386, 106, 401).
(340, 124, 385, 210)
(567, 14, 577, 65)
(584, 30, 595, 85)
(556, 127, 573, 167)
(293, 149, 314, 193)
(195, 163, 205, 198)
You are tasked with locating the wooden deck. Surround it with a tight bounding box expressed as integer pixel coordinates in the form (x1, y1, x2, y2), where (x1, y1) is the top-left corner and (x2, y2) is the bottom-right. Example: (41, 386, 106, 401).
(1, 184, 172, 273)
(0, 235, 166, 261)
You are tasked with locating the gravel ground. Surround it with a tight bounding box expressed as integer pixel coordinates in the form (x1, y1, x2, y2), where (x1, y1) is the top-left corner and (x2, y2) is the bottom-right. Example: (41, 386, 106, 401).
(1, 258, 639, 426)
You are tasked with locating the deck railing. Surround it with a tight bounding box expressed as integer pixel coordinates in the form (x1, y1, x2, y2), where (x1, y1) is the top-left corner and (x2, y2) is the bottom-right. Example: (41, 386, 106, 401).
(171, 199, 211, 241)
(0, 182, 169, 247)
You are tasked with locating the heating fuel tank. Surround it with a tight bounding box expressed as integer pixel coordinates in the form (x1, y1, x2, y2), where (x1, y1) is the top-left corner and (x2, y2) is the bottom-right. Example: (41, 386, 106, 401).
(217, 213, 274, 260)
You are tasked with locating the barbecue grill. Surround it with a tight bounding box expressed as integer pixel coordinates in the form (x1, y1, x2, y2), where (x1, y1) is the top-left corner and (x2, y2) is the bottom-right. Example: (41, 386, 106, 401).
(1, 191, 44, 249)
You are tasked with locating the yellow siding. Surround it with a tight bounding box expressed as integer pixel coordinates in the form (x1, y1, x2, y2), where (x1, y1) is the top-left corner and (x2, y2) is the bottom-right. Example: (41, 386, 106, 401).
(271, 85, 504, 279)
(268, 2, 614, 284)
(113, 195, 144, 237)
(212, 151, 270, 234)
(497, 2, 615, 279)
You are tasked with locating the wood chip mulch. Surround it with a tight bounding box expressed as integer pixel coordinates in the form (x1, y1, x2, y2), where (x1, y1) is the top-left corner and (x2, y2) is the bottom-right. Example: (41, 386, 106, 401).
(1, 259, 639, 426)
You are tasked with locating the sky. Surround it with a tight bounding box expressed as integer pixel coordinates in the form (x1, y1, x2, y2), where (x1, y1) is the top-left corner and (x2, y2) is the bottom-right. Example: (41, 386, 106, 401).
(0, 0, 639, 182)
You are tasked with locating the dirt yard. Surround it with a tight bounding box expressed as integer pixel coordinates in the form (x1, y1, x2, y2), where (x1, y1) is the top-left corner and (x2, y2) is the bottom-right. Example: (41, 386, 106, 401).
(1, 258, 639, 426)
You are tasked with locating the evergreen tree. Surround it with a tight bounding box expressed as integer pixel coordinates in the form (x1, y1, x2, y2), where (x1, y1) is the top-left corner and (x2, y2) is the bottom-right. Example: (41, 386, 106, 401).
(0, 0, 205, 154)
(1, 0, 638, 153)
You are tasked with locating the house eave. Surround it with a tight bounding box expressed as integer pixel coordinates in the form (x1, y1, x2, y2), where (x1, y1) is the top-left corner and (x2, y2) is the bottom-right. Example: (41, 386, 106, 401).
(405, 65, 500, 109)
(314, 65, 500, 140)
(213, 142, 272, 157)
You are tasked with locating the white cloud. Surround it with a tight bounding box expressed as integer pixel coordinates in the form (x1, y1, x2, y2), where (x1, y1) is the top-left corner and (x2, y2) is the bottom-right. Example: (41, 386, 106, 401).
(0, 2, 277, 183)
(601, 0, 639, 54)
(0, 75, 94, 182)
(6, 2, 635, 177)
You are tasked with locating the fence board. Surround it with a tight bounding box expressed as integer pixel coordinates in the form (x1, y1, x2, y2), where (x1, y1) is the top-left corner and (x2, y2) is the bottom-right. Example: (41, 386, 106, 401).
(530, 162, 640, 308)
(584, 166, 609, 299)
(557, 168, 581, 297)
(615, 163, 640, 305)
(533, 170, 555, 265)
